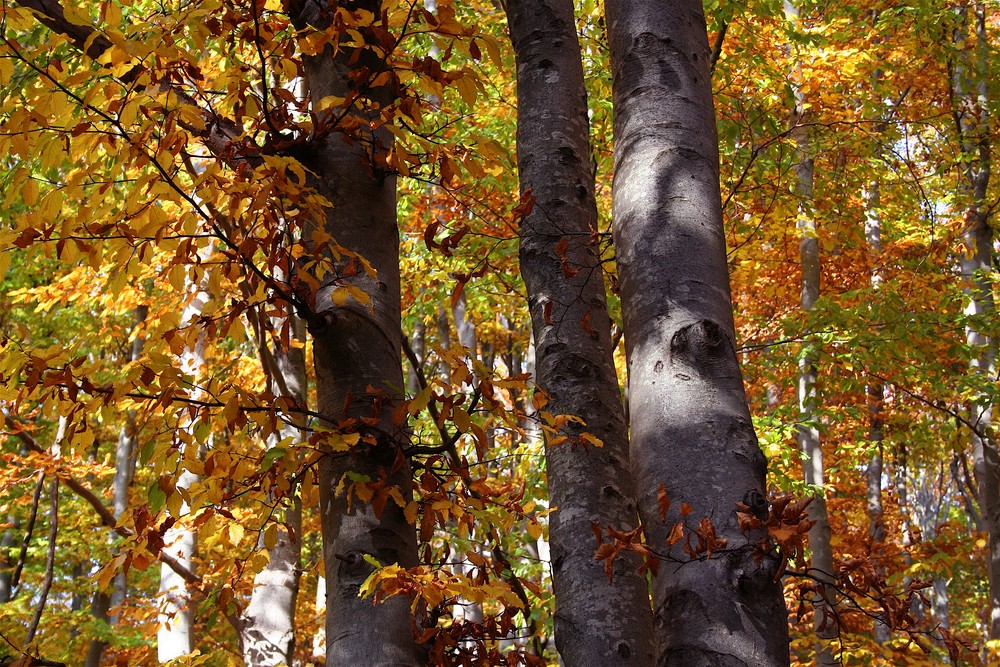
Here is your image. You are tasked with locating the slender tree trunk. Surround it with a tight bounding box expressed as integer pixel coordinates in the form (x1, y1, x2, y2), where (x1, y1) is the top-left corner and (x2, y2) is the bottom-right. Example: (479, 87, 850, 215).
(312, 574, 327, 664)
(862, 57, 890, 643)
(158, 258, 213, 662)
(86, 304, 147, 667)
(604, 1, 790, 664)
(784, 2, 837, 661)
(0, 522, 14, 603)
(240, 313, 306, 665)
(290, 1, 421, 663)
(506, 1, 655, 663)
(952, 0, 998, 640)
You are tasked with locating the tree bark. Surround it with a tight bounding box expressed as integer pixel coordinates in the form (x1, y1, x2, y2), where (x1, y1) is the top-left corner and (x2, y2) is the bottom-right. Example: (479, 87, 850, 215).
(784, 2, 837, 661)
(86, 304, 147, 667)
(506, 1, 655, 664)
(604, 0, 790, 664)
(240, 314, 306, 665)
(290, 1, 421, 663)
(951, 0, 998, 641)
(158, 256, 213, 662)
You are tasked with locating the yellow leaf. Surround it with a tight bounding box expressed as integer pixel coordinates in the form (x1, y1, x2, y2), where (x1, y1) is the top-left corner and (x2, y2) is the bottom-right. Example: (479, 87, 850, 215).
(455, 74, 478, 108)
(22, 179, 38, 206)
(264, 524, 278, 550)
(0, 58, 13, 86)
(103, 1, 122, 28)
(331, 287, 349, 306)
(527, 519, 542, 541)
(452, 406, 471, 433)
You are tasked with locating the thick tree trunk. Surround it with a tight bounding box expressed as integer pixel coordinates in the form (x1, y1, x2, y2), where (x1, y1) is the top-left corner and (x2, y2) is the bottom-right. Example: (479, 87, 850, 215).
(952, 1, 997, 639)
(291, 1, 421, 663)
(604, 1, 790, 664)
(784, 3, 837, 661)
(506, 1, 655, 664)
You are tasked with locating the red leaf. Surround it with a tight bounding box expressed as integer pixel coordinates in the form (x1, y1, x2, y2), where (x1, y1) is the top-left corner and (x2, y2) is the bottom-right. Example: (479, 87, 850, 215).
(657, 484, 671, 523)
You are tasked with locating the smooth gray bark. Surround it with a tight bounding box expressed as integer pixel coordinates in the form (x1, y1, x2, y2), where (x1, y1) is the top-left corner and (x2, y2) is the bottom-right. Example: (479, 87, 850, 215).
(952, 0, 998, 640)
(784, 3, 837, 661)
(158, 259, 212, 662)
(290, 1, 421, 663)
(240, 314, 306, 665)
(863, 174, 891, 645)
(506, 0, 655, 664)
(604, 0, 790, 664)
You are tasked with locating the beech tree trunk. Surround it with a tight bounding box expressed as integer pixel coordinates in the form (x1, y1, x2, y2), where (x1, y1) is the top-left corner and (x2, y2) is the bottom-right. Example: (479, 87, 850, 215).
(863, 179, 891, 646)
(290, 1, 421, 663)
(784, 2, 837, 662)
(506, 1, 655, 664)
(604, 0, 790, 664)
(952, 0, 998, 640)
(240, 314, 306, 665)
(158, 264, 212, 662)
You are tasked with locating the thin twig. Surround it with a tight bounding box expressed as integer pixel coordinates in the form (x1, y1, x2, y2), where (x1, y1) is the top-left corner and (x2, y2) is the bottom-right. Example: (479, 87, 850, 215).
(2, 414, 199, 585)
(24, 478, 58, 646)
(9, 472, 44, 594)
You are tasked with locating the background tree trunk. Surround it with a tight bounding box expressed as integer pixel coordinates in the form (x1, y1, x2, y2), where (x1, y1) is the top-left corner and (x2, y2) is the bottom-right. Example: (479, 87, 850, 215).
(952, 0, 998, 641)
(240, 313, 306, 665)
(157, 255, 212, 662)
(784, 2, 838, 661)
(604, 0, 790, 663)
(506, 0, 655, 663)
(85, 305, 148, 667)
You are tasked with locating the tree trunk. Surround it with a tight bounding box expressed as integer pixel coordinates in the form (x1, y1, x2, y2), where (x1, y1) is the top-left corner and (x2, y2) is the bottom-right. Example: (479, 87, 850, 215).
(952, 0, 997, 640)
(604, 1, 790, 664)
(86, 304, 147, 667)
(290, 1, 421, 663)
(240, 314, 306, 665)
(158, 258, 212, 662)
(506, 1, 655, 664)
(784, 2, 837, 661)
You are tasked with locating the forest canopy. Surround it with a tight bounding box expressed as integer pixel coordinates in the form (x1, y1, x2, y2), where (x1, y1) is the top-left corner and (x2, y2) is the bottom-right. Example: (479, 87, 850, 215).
(0, 0, 996, 665)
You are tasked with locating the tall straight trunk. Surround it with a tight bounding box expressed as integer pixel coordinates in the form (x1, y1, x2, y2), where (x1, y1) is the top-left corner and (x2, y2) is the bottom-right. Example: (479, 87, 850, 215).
(863, 179, 890, 645)
(604, 1, 790, 664)
(506, 1, 655, 664)
(240, 314, 306, 665)
(158, 257, 212, 662)
(86, 304, 148, 667)
(952, 0, 998, 640)
(784, 2, 837, 662)
(290, 1, 420, 663)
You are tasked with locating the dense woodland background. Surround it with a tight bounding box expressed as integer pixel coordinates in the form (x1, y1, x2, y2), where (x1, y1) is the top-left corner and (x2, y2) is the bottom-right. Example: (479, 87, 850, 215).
(0, 0, 997, 664)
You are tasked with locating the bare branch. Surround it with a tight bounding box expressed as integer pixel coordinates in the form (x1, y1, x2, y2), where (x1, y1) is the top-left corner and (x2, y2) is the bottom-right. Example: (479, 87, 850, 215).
(2, 414, 200, 585)
(24, 479, 57, 646)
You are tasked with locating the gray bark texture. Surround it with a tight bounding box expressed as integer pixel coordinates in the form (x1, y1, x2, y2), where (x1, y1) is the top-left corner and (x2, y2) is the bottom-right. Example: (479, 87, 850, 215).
(785, 3, 837, 662)
(506, 1, 655, 664)
(604, 0, 790, 664)
(240, 315, 306, 665)
(864, 175, 890, 645)
(291, 0, 421, 663)
(952, 0, 998, 640)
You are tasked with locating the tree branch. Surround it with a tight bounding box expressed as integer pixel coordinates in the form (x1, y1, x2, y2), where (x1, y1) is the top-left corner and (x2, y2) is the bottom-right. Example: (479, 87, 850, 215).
(2, 414, 200, 585)
(24, 478, 57, 646)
